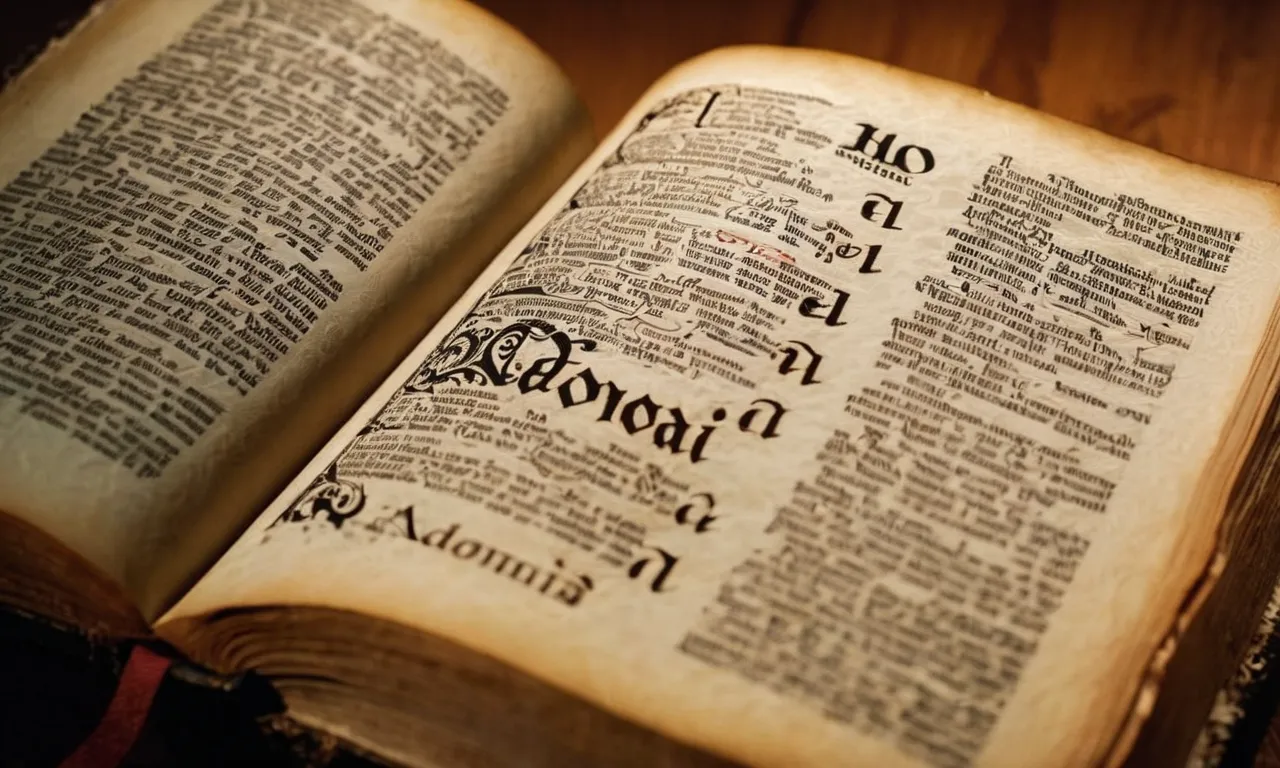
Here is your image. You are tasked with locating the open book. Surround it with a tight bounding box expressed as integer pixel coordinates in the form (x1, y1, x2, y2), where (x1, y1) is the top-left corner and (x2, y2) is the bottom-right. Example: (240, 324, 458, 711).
(5, 0, 1280, 765)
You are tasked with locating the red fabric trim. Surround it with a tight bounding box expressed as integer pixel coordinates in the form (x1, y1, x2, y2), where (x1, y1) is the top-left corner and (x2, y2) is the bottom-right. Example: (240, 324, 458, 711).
(59, 645, 171, 768)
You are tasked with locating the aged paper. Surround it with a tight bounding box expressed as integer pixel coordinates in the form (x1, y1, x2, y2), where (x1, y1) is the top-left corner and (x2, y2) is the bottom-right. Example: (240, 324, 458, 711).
(163, 48, 1280, 767)
(0, 0, 589, 618)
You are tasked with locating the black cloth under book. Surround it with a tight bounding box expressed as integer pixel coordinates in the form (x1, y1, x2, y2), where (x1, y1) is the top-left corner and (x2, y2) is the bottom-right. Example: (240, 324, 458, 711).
(0, 608, 383, 768)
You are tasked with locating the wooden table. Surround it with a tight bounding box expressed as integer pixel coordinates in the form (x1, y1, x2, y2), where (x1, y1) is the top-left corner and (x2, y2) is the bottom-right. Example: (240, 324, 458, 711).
(474, 0, 1280, 185)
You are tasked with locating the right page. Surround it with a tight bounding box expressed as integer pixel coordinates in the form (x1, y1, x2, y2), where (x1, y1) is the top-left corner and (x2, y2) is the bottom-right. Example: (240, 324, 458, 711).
(162, 47, 1280, 767)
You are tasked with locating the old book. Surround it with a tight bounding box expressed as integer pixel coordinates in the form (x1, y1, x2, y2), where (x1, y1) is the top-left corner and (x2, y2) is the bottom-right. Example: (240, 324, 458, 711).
(3, 1, 1280, 766)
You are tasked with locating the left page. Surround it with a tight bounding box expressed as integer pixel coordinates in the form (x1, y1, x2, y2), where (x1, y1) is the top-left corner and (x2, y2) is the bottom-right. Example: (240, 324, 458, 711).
(0, 0, 591, 627)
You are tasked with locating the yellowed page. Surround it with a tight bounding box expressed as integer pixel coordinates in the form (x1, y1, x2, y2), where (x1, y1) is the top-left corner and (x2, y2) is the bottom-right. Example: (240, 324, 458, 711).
(161, 47, 1280, 767)
(0, 0, 590, 620)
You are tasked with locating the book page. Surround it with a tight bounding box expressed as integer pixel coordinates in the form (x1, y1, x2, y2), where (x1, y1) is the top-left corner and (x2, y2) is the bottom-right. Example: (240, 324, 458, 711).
(0, 0, 590, 620)
(162, 48, 1280, 767)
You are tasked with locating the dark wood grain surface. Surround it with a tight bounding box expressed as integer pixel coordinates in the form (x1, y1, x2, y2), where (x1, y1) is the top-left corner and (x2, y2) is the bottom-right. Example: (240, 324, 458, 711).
(475, 0, 1280, 184)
